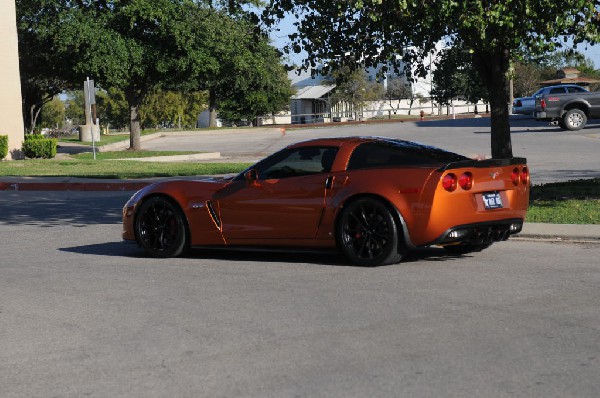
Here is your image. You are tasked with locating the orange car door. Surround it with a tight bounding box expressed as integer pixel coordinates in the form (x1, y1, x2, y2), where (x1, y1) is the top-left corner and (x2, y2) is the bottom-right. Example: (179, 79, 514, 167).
(217, 174, 327, 240)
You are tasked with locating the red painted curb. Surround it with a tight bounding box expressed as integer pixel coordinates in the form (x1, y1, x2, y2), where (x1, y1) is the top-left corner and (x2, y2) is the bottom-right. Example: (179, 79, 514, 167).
(0, 182, 150, 192)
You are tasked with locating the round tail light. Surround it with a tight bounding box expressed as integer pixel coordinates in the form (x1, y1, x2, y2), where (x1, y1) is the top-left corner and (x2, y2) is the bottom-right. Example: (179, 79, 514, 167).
(511, 168, 520, 185)
(520, 166, 529, 185)
(442, 173, 457, 192)
(458, 172, 473, 190)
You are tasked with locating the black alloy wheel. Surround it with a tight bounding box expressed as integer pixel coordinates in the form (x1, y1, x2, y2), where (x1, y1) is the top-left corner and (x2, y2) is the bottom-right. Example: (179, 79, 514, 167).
(336, 198, 403, 266)
(135, 196, 188, 258)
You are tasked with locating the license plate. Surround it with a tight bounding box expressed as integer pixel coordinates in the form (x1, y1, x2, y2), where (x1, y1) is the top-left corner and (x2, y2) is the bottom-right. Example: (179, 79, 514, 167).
(482, 192, 503, 209)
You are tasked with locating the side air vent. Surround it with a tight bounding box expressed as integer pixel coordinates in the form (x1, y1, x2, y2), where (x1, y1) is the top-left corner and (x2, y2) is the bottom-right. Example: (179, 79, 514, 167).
(206, 200, 221, 229)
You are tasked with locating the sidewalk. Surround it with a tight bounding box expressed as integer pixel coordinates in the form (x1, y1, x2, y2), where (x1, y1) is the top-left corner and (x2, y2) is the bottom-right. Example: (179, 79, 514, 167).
(1, 176, 599, 243)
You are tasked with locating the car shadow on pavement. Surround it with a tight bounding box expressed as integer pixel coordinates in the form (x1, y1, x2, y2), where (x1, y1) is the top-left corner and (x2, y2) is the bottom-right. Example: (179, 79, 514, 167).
(59, 242, 458, 266)
(0, 192, 127, 227)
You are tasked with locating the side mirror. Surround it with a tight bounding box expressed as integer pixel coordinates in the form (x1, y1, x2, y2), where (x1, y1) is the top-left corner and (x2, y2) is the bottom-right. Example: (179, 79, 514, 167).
(244, 168, 258, 182)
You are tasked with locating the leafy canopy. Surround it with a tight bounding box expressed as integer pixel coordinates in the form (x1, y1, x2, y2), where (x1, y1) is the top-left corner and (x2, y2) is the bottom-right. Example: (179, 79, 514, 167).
(262, 0, 600, 158)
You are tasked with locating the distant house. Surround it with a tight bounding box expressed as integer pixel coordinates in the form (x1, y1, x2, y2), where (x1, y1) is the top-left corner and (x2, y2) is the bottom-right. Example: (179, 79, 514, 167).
(290, 85, 336, 124)
(541, 68, 600, 86)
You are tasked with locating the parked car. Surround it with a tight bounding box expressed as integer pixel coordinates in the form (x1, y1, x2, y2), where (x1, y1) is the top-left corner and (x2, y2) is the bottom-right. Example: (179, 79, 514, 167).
(513, 84, 588, 115)
(535, 85, 600, 130)
(122, 137, 530, 266)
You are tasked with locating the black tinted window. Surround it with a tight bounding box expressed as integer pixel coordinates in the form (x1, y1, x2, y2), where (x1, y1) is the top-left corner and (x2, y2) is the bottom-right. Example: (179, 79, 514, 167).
(549, 87, 566, 94)
(257, 147, 338, 179)
(567, 86, 586, 93)
(347, 141, 467, 170)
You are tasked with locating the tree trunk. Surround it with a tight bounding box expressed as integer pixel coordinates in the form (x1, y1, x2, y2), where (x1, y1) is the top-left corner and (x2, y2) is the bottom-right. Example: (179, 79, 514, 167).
(473, 48, 513, 159)
(125, 87, 149, 151)
(129, 103, 141, 151)
(209, 89, 218, 127)
(29, 105, 42, 134)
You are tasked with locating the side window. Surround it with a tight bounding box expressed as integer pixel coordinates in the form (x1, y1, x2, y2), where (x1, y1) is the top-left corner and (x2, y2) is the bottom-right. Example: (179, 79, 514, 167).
(258, 147, 338, 180)
(567, 86, 585, 93)
(347, 142, 464, 170)
(549, 87, 566, 94)
(348, 143, 430, 170)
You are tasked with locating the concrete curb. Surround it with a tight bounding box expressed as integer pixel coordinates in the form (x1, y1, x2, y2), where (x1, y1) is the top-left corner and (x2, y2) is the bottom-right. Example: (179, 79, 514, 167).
(517, 222, 600, 242)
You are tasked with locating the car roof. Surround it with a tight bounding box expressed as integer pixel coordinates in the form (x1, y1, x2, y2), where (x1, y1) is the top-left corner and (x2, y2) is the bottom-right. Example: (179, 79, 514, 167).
(288, 136, 425, 149)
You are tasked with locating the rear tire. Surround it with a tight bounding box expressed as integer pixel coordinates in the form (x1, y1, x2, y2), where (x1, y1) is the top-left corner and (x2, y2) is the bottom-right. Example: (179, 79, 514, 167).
(135, 196, 188, 258)
(562, 108, 587, 131)
(336, 198, 404, 266)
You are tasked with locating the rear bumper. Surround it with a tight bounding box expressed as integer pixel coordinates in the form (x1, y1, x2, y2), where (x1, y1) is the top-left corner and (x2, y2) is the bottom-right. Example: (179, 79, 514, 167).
(428, 218, 524, 246)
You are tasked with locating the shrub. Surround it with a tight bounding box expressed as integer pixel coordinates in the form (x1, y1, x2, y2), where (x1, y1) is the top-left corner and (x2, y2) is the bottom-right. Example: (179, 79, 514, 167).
(24, 133, 46, 141)
(0, 135, 7, 160)
(22, 137, 57, 159)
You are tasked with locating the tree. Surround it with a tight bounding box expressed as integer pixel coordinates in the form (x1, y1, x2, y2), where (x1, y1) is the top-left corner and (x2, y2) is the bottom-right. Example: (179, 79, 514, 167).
(141, 90, 208, 129)
(384, 78, 415, 115)
(55, 0, 217, 150)
(16, 0, 75, 133)
(39, 97, 66, 130)
(431, 46, 489, 109)
(512, 62, 542, 98)
(183, 8, 292, 126)
(326, 66, 383, 118)
(262, 0, 600, 158)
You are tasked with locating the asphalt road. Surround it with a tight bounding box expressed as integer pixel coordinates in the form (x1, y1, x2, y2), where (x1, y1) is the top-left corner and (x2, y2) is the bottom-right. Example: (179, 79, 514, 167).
(139, 115, 600, 184)
(1, 191, 599, 397)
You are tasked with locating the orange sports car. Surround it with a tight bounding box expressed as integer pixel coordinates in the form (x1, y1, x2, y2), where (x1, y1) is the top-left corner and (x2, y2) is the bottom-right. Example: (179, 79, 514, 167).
(122, 137, 529, 266)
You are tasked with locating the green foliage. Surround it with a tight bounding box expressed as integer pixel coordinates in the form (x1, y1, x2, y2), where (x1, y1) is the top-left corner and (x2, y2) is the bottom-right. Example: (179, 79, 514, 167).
(180, 9, 293, 124)
(327, 66, 384, 112)
(141, 90, 208, 129)
(39, 97, 66, 129)
(431, 46, 489, 106)
(22, 137, 57, 159)
(263, 0, 600, 158)
(24, 133, 46, 141)
(16, 0, 76, 132)
(64, 90, 85, 126)
(0, 135, 8, 160)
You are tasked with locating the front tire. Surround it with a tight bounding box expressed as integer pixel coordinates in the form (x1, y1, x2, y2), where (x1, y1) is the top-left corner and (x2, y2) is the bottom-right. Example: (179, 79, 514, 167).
(562, 108, 587, 131)
(336, 198, 403, 266)
(135, 196, 188, 258)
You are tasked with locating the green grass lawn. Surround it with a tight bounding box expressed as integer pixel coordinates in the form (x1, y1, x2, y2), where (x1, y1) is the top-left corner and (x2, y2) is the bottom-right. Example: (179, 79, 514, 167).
(527, 178, 600, 224)
(0, 158, 251, 179)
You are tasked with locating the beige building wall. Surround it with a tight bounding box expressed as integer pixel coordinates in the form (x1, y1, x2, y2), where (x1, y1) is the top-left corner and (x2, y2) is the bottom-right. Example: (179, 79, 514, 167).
(0, 0, 24, 160)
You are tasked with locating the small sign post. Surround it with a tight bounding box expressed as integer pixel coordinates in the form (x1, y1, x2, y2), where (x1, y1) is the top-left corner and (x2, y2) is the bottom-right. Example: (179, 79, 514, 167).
(84, 77, 97, 160)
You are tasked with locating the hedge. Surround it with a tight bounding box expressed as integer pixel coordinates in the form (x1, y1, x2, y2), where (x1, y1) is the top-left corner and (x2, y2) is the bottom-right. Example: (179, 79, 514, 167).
(22, 137, 57, 159)
(0, 135, 7, 160)
(24, 133, 46, 141)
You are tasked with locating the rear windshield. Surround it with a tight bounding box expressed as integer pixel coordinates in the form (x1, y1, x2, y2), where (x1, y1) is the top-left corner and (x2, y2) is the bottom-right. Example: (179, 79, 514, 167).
(347, 140, 468, 170)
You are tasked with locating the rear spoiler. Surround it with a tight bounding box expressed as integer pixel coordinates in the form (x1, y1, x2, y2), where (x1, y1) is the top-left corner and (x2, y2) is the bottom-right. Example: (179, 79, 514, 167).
(438, 157, 527, 172)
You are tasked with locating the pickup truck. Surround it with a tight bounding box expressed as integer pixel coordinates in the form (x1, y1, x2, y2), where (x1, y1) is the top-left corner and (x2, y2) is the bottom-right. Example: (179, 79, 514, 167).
(534, 88, 600, 130)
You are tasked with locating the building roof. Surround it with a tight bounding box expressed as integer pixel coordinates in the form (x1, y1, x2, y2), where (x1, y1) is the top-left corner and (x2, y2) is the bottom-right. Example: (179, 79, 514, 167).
(540, 68, 600, 86)
(292, 85, 336, 100)
(540, 77, 600, 86)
